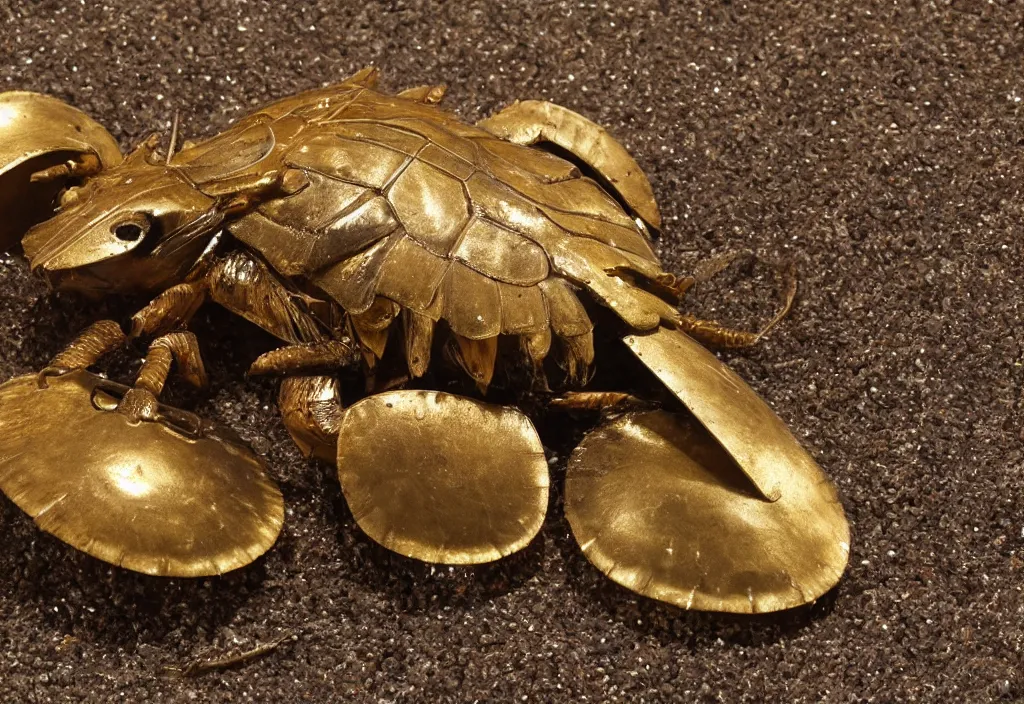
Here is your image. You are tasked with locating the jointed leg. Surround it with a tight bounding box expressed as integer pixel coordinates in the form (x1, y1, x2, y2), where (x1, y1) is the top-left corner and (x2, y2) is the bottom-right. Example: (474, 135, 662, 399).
(43, 320, 207, 418)
(198, 251, 356, 461)
(206, 252, 325, 345)
(42, 276, 207, 390)
(131, 281, 207, 337)
(116, 332, 207, 422)
(131, 332, 207, 395)
(53, 251, 355, 464)
(46, 319, 126, 374)
(678, 259, 797, 349)
(249, 340, 359, 377)
(49, 248, 328, 389)
(278, 375, 343, 463)
(548, 391, 652, 413)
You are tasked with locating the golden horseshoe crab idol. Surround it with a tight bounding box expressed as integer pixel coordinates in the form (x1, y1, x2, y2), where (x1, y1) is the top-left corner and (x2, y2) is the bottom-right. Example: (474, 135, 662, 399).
(0, 68, 849, 613)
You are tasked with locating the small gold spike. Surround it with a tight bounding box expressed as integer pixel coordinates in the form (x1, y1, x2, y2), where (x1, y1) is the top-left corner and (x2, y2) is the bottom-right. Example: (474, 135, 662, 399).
(351, 297, 399, 361)
(522, 327, 552, 369)
(397, 84, 447, 104)
(343, 66, 380, 88)
(453, 335, 499, 391)
(560, 331, 594, 384)
(353, 326, 390, 363)
(539, 278, 593, 338)
(353, 295, 400, 331)
(336, 390, 549, 564)
(0, 370, 284, 577)
(403, 309, 434, 378)
(565, 411, 850, 613)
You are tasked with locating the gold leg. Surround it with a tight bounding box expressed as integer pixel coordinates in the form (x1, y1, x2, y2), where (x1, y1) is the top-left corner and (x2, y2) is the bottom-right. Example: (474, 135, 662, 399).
(690, 250, 752, 286)
(133, 332, 208, 395)
(679, 258, 797, 349)
(278, 375, 343, 463)
(45, 275, 209, 380)
(248, 340, 359, 377)
(130, 281, 207, 337)
(117, 332, 207, 422)
(206, 251, 323, 345)
(548, 391, 651, 413)
(46, 319, 126, 373)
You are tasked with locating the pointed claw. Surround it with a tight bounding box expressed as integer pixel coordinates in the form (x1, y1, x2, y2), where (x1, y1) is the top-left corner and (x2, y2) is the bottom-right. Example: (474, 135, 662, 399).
(336, 391, 549, 564)
(351, 297, 399, 361)
(452, 335, 498, 391)
(0, 370, 283, 577)
(403, 309, 434, 379)
(565, 411, 850, 614)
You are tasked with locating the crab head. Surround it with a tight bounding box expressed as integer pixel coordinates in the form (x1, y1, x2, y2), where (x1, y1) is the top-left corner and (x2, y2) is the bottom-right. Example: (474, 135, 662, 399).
(22, 140, 225, 295)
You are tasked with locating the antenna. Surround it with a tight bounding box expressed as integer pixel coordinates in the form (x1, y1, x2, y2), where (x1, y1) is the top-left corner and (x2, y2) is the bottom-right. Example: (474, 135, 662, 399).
(166, 111, 181, 165)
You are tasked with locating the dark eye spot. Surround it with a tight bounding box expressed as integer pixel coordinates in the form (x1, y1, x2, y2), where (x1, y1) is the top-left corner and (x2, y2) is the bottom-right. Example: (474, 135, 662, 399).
(114, 222, 146, 241)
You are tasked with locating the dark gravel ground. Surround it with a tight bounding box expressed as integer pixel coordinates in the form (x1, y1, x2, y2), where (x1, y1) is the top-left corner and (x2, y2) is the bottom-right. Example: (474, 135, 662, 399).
(0, 1, 1022, 701)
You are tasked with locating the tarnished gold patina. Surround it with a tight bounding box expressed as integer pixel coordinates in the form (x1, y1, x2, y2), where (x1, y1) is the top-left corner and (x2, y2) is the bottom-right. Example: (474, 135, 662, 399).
(0, 370, 283, 577)
(0, 68, 850, 611)
(566, 411, 849, 613)
(337, 390, 549, 564)
(0, 92, 122, 249)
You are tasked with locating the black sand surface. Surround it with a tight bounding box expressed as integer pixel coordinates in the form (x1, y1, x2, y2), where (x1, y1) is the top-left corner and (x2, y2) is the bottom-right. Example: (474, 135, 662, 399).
(0, 1, 1021, 701)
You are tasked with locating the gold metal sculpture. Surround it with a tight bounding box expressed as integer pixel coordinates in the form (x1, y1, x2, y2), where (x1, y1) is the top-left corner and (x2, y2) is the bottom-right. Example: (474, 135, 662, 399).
(566, 411, 849, 613)
(337, 390, 549, 564)
(0, 341, 284, 577)
(0, 66, 849, 612)
(0, 92, 122, 249)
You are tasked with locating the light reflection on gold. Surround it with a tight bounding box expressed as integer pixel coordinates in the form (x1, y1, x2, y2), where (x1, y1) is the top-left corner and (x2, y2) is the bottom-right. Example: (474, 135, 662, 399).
(0, 74, 851, 609)
(0, 370, 284, 577)
(0, 103, 18, 130)
(107, 462, 155, 498)
(566, 411, 850, 614)
(336, 390, 549, 565)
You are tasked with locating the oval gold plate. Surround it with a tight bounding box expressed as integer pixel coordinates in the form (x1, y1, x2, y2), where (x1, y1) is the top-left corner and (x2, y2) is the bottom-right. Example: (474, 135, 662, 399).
(337, 390, 549, 564)
(566, 411, 850, 613)
(0, 370, 283, 577)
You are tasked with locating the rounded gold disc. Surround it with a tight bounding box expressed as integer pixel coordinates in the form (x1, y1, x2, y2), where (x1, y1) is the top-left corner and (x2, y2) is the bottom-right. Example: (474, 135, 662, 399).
(336, 390, 550, 564)
(566, 411, 850, 613)
(0, 92, 122, 248)
(0, 371, 284, 577)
